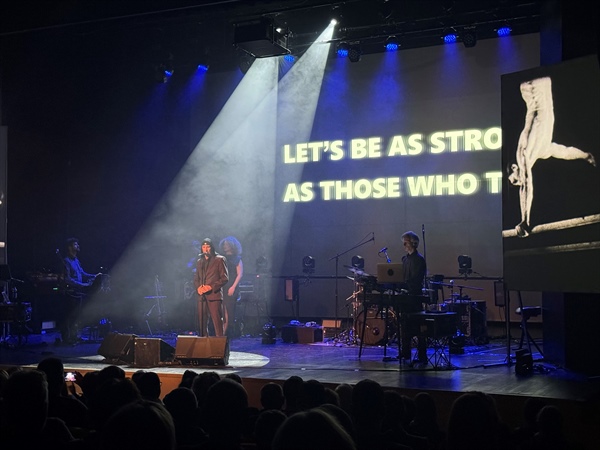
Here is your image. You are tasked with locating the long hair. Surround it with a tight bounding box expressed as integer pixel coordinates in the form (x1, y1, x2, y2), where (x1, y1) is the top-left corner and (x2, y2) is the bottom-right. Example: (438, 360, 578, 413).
(219, 236, 242, 256)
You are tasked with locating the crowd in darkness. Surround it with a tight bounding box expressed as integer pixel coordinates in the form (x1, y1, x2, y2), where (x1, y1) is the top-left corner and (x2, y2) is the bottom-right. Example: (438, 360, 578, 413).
(0, 358, 582, 450)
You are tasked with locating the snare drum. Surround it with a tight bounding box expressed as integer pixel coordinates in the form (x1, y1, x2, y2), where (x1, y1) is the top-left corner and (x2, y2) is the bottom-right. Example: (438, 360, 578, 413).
(355, 308, 396, 345)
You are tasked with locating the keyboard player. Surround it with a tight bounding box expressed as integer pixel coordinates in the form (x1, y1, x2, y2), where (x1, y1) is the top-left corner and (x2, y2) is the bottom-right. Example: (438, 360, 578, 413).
(398, 231, 427, 361)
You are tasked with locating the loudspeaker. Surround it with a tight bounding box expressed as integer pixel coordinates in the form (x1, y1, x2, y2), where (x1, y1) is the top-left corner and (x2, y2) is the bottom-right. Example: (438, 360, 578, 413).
(174, 336, 229, 366)
(515, 348, 533, 376)
(98, 332, 136, 363)
(281, 326, 323, 343)
(134, 338, 175, 367)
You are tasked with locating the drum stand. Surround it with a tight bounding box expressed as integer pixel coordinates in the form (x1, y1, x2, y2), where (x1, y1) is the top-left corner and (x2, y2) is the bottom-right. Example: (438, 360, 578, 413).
(336, 283, 362, 345)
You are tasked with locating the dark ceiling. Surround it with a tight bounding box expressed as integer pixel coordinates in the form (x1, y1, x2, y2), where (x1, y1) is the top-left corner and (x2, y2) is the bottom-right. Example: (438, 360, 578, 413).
(0, 1, 543, 72)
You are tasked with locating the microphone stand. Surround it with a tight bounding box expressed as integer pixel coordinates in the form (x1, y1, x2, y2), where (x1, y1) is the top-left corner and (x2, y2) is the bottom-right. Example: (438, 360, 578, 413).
(328, 233, 374, 340)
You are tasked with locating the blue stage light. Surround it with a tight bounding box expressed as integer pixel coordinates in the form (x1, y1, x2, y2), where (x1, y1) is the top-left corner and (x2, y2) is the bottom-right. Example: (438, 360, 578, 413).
(385, 36, 399, 52)
(497, 26, 512, 37)
(284, 54, 296, 62)
(443, 33, 457, 44)
(197, 64, 209, 72)
(337, 42, 349, 57)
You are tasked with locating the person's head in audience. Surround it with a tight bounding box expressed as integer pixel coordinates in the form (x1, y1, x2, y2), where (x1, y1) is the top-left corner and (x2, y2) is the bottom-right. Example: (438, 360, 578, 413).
(201, 378, 249, 445)
(446, 391, 499, 450)
(192, 371, 221, 408)
(254, 409, 287, 450)
(225, 372, 243, 384)
(316, 403, 356, 442)
(36, 356, 66, 396)
(301, 379, 327, 410)
(382, 389, 405, 431)
(1, 369, 48, 435)
(163, 387, 198, 425)
(97, 365, 126, 388)
(324, 387, 340, 406)
(88, 377, 141, 429)
(272, 408, 357, 450)
(260, 382, 285, 410)
(282, 375, 304, 414)
(101, 399, 176, 450)
(334, 383, 353, 416)
(134, 371, 162, 402)
(352, 378, 385, 429)
(179, 369, 198, 389)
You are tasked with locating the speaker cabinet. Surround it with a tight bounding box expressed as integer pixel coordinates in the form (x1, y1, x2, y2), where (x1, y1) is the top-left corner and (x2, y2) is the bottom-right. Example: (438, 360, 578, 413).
(174, 336, 230, 366)
(134, 338, 175, 367)
(98, 332, 136, 363)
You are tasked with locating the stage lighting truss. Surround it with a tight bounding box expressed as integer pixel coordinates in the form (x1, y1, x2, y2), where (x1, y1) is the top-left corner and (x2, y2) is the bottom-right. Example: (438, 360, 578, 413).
(302, 256, 315, 274)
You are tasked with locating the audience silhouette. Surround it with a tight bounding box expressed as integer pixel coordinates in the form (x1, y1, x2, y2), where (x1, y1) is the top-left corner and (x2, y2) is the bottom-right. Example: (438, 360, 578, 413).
(0, 358, 587, 450)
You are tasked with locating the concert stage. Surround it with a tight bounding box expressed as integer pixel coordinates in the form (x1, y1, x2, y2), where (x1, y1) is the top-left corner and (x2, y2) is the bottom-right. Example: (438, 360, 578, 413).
(1, 324, 599, 449)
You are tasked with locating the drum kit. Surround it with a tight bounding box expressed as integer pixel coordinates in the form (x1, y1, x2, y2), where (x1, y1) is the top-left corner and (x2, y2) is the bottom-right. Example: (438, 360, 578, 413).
(338, 265, 396, 346)
(338, 267, 483, 346)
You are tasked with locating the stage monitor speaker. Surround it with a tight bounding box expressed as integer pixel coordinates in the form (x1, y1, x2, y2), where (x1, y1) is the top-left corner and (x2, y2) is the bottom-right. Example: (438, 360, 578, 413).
(174, 336, 229, 366)
(134, 338, 175, 367)
(98, 332, 136, 363)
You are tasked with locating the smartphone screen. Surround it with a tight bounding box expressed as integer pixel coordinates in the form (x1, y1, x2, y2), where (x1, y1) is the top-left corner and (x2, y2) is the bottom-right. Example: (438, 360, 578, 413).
(64, 372, 75, 382)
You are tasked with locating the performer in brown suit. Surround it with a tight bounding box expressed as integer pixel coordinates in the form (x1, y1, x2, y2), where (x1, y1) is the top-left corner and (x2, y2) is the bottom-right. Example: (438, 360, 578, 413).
(194, 238, 228, 337)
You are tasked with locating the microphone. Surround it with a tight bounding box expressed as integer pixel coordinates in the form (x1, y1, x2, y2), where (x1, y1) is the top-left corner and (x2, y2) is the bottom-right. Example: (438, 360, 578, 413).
(379, 247, 388, 253)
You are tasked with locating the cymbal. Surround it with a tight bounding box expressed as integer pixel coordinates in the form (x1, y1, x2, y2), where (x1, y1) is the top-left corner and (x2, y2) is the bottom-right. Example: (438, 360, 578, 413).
(429, 281, 454, 288)
(344, 265, 371, 277)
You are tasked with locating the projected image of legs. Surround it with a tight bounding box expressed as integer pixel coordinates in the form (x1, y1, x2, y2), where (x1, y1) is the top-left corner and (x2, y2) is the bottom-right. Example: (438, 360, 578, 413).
(508, 77, 596, 237)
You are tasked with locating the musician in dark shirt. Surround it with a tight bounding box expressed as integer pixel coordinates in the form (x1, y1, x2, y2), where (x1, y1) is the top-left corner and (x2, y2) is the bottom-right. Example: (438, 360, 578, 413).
(59, 238, 100, 344)
(401, 231, 426, 295)
(400, 231, 427, 361)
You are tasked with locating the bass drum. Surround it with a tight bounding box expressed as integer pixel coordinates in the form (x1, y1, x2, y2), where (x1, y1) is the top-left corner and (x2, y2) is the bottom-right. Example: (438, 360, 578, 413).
(355, 308, 396, 345)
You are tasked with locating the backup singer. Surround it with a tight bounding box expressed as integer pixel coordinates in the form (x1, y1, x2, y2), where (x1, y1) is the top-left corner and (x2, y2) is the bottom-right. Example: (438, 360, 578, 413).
(194, 238, 228, 337)
(219, 236, 243, 338)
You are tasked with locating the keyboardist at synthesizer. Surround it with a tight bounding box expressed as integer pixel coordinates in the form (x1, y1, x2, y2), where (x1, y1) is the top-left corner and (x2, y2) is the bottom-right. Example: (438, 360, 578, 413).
(372, 231, 427, 362)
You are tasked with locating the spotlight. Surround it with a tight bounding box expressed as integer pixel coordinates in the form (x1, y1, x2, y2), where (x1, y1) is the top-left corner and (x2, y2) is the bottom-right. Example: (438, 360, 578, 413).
(348, 43, 361, 62)
(458, 255, 472, 275)
(155, 61, 174, 83)
(337, 42, 349, 57)
(442, 28, 457, 44)
(283, 54, 296, 62)
(384, 36, 400, 52)
(302, 256, 315, 274)
(496, 25, 512, 37)
(462, 27, 477, 48)
(351, 255, 364, 269)
(233, 17, 290, 58)
(197, 64, 209, 72)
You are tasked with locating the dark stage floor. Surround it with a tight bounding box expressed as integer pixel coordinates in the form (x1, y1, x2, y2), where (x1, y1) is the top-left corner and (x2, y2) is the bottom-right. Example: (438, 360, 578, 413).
(2, 325, 600, 449)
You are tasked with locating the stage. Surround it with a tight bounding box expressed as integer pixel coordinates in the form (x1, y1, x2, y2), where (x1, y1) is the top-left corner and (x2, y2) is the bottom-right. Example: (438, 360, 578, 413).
(1, 323, 600, 448)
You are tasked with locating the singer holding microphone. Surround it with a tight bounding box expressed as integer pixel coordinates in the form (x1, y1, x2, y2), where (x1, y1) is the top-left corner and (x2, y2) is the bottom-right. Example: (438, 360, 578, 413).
(194, 238, 228, 337)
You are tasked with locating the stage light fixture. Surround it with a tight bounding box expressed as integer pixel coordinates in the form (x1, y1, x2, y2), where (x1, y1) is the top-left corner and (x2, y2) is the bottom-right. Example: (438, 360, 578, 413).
(462, 27, 477, 48)
(385, 36, 400, 52)
(351, 255, 364, 269)
(283, 54, 296, 62)
(337, 42, 349, 57)
(442, 28, 457, 44)
(348, 43, 361, 62)
(458, 255, 472, 275)
(155, 62, 174, 83)
(496, 25, 512, 37)
(233, 17, 290, 58)
(302, 255, 315, 274)
(197, 64, 209, 72)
